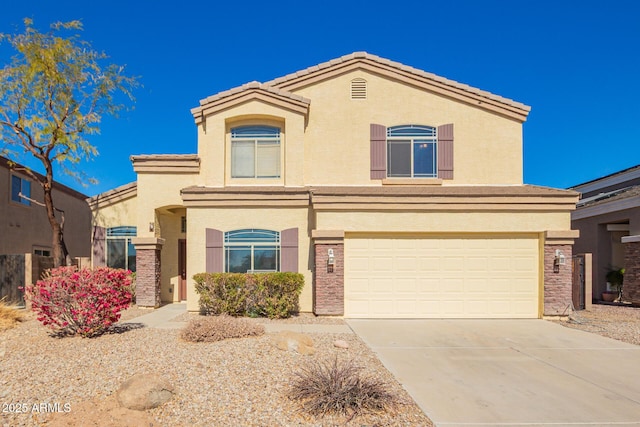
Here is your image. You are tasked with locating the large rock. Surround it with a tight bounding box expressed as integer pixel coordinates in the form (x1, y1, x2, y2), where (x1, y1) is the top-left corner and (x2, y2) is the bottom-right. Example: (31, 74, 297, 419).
(272, 331, 315, 355)
(117, 373, 174, 410)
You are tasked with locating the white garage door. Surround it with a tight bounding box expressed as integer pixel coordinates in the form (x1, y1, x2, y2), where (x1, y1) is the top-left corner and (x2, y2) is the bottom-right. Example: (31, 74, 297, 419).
(345, 235, 540, 318)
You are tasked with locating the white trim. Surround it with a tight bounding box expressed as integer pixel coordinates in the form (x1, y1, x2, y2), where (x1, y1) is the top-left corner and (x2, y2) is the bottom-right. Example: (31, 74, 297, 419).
(573, 167, 640, 194)
(571, 195, 640, 220)
(622, 235, 640, 243)
(606, 224, 630, 232)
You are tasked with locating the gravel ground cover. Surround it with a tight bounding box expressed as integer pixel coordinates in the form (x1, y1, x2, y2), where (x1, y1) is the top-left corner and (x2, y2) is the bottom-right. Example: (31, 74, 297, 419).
(1, 307, 432, 426)
(558, 303, 640, 345)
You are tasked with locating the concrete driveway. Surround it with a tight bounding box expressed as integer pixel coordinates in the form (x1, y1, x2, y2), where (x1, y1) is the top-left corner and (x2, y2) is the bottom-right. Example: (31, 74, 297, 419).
(347, 319, 640, 427)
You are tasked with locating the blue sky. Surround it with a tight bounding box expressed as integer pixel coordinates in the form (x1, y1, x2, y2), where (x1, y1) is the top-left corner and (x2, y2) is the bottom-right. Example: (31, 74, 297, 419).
(1, 0, 639, 197)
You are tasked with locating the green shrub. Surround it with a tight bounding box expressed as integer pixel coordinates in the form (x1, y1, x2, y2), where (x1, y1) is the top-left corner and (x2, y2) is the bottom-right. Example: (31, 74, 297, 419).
(289, 356, 397, 417)
(193, 272, 304, 319)
(180, 314, 264, 342)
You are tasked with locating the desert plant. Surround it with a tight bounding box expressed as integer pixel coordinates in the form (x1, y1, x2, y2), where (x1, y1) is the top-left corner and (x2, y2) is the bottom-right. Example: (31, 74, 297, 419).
(193, 272, 304, 318)
(0, 297, 25, 331)
(288, 356, 397, 418)
(25, 266, 133, 337)
(180, 314, 265, 342)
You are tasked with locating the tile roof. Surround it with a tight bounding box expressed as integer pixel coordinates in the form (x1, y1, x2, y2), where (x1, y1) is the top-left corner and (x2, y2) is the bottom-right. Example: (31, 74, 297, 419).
(264, 52, 530, 112)
(192, 52, 530, 118)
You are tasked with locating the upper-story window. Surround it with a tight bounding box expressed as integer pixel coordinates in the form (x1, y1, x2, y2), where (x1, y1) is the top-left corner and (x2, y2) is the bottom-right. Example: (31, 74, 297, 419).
(231, 126, 281, 178)
(107, 226, 137, 272)
(224, 229, 280, 273)
(387, 125, 437, 178)
(11, 174, 31, 206)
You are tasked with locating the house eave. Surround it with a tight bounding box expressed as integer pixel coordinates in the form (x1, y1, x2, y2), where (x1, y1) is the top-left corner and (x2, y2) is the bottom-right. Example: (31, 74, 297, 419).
(131, 154, 200, 174)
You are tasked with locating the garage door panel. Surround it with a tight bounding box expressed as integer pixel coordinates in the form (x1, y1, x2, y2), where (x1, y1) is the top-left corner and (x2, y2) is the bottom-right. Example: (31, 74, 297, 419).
(345, 236, 539, 319)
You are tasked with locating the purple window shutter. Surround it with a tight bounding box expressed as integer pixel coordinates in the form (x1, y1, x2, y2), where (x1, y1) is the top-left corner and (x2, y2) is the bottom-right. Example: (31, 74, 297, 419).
(206, 228, 223, 272)
(280, 228, 298, 272)
(370, 124, 387, 179)
(437, 123, 454, 179)
(92, 226, 106, 267)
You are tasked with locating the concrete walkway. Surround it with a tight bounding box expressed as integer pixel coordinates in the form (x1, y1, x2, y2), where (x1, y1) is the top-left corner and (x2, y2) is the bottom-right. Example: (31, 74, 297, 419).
(122, 303, 188, 329)
(348, 319, 640, 427)
(122, 303, 352, 333)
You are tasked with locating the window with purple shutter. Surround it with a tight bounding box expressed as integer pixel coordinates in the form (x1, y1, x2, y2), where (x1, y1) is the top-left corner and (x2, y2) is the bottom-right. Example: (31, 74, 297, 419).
(370, 124, 386, 179)
(437, 123, 454, 179)
(92, 226, 106, 267)
(280, 228, 298, 273)
(206, 228, 223, 272)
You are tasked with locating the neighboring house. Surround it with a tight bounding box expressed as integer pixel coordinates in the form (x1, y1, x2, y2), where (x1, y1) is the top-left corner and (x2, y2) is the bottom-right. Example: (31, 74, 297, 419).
(89, 52, 579, 318)
(571, 165, 640, 304)
(0, 155, 91, 259)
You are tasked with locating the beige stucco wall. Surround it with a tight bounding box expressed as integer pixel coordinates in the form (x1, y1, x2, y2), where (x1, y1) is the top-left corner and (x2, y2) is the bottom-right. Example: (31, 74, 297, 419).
(186, 207, 313, 312)
(290, 69, 523, 186)
(197, 101, 306, 187)
(316, 210, 571, 233)
(91, 194, 137, 229)
(0, 165, 91, 258)
(135, 173, 201, 238)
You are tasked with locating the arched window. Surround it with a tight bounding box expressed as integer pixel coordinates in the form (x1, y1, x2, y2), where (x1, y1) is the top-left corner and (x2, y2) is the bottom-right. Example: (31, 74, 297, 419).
(224, 229, 280, 273)
(107, 226, 137, 271)
(387, 125, 437, 178)
(231, 126, 281, 178)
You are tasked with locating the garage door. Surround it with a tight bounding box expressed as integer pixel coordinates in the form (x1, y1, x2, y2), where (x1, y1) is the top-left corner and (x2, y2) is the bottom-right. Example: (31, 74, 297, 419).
(344, 235, 539, 318)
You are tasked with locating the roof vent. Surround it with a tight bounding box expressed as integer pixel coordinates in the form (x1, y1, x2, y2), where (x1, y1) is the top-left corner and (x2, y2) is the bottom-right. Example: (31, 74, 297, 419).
(351, 78, 367, 100)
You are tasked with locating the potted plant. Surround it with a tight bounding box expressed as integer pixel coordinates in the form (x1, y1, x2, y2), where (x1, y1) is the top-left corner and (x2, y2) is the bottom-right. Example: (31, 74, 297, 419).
(603, 267, 625, 302)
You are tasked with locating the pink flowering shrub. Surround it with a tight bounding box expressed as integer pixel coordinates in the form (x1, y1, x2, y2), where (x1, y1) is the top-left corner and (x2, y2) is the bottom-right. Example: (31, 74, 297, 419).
(25, 266, 133, 337)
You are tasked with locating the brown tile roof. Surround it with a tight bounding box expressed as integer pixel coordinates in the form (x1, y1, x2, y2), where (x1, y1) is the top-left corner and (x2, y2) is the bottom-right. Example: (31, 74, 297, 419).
(264, 52, 530, 113)
(191, 52, 530, 120)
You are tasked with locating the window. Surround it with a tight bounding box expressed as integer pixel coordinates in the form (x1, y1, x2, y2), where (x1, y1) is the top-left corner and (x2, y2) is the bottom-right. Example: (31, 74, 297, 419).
(387, 125, 437, 178)
(11, 175, 31, 205)
(224, 229, 280, 273)
(106, 226, 136, 271)
(34, 248, 51, 256)
(231, 126, 281, 178)
(181, 216, 187, 233)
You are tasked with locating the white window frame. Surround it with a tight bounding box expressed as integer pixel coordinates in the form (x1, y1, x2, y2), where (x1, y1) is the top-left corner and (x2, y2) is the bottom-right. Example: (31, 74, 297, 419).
(231, 126, 281, 179)
(387, 125, 438, 178)
(224, 229, 280, 273)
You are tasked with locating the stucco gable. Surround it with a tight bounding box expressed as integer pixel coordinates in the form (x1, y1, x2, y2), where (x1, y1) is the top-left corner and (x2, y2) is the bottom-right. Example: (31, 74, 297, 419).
(191, 52, 531, 125)
(87, 181, 137, 210)
(265, 52, 531, 122)
(191, 81, 311, 124)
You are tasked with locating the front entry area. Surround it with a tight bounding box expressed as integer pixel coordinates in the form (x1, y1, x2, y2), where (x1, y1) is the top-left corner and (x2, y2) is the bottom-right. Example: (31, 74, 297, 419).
(178, 239, 187, 301)
(344, 234, 540, 318)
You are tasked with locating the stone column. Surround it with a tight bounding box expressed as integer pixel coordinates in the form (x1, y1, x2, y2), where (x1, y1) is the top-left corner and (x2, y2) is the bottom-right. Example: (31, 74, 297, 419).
(543, 231, 579, 317)
(622, 235, 640, 303)
(132, 237, 165, 308)
(312, 230, 344, 316)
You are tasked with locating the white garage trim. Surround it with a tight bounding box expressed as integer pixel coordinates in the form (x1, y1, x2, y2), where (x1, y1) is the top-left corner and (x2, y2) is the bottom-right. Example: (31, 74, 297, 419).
(344, 234, 540, 319)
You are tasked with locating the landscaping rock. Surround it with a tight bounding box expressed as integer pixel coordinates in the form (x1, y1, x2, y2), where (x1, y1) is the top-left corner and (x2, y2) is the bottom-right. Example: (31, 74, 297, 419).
(117, 373, 174, 410)
(334, 339, 349, 349)
(273, 331, 315, 355)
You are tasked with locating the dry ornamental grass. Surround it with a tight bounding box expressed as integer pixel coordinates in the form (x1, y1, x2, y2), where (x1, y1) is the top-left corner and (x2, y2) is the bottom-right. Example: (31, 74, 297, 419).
(180, 314, 265, 342)
(289, 356, 398, 419)
(0, 299, 25, 331)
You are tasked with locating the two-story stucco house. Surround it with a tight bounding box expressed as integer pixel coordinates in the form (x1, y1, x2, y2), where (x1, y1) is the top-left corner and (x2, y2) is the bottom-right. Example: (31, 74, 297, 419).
(89, 52, 579, 318)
